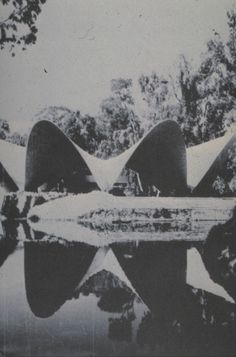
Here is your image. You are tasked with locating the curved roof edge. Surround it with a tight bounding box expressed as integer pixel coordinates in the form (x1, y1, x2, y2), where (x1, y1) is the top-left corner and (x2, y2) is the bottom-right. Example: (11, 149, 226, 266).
(25, 119, 187, 193)
(186, 132, 235, 188)
(192, 131, 236, 195)
(2, 119, 234, 195)
(0, 139, 26, 191)
(25, 120, 100, 191)
(77, 119, 186, 192)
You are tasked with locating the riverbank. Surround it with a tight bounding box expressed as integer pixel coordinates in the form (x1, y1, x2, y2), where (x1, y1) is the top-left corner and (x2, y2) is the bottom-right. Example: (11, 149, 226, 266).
(28, 191, 236, 222)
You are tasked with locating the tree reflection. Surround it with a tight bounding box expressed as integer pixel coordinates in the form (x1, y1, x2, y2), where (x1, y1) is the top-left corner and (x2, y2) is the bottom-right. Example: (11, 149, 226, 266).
(97, 287, 134, 313)
(80, 270, 136, 343)
(202, 208, 236, 300)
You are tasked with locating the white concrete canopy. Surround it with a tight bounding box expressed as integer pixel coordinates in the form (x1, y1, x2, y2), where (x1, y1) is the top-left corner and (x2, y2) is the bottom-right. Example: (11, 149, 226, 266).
(25, 120, 187, 194)
(186, 132, 235, 188)
(0, 139, 26, 191)
(1, 121, 236, 195)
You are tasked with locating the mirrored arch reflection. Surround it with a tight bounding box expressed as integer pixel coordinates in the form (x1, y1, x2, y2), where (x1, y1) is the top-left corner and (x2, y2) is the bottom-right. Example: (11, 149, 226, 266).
(22, 235, 236, 356)
(24, 241, 98, 318)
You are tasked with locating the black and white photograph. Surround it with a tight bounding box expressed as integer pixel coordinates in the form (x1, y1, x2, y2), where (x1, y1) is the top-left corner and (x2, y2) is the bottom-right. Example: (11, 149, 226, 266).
(1, 0, 236, 356)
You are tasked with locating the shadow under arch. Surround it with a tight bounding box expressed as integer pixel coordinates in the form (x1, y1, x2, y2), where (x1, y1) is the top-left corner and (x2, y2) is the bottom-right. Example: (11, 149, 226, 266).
(25, 120, 100, 192)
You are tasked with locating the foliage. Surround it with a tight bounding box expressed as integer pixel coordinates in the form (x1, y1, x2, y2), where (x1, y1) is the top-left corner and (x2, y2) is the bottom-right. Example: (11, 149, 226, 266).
(97, 78, 142, 158)
(174, 10, 236, 147)
(34, 81, 142, 158)
(7, 131, 27, 146)
(15, 79, 140, 158)
(0, 118, 27, 146)
(137, 10, 236, 148)
(0, 118, 10, 139)
(0, 117, 27, 146)
(138, 72, 176, 131)
(211, 143, 236, 196)
(0, 0, 47, 55)
(203, 209, 236, 300)
(212, 176, 230, 196)
(35, 106, 103, 154)
(174, 55, 201, 146)
(100, 78, 135, 132)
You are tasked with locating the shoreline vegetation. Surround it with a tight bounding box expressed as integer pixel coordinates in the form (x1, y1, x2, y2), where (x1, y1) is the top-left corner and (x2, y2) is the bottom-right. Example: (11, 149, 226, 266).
(2, 191, 235, 222)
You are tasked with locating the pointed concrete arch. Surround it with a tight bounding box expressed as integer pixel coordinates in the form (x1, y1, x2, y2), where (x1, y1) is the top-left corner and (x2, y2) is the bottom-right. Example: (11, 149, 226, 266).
(4, 118, 235, 196)
(123, 120, 187, 195)
(25, 120, 100, 192)
(79, 120, 187, 194)
(190, 132, 236, 195)
(25, 120, 187, 195)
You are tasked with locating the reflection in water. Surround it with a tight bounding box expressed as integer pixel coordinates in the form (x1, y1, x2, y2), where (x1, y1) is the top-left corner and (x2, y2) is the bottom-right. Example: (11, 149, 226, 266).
(0, 220, 236, 356)
(24, 241, 97, 317)
(112, 242, 187, 317)
(187, 248, 234, 303)
(0, 220, 19, 267)
(81, 271, 136, 343)
(202, 208, 236, 302)
(112, 242, 236, 355)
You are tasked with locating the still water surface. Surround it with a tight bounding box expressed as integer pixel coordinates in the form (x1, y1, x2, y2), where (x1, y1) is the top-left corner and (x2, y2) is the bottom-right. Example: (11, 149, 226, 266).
(0, 220, 236, 356)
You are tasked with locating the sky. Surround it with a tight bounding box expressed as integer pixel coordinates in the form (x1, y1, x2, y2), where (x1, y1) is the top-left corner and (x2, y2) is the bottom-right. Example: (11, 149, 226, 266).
(0, 0, 236, 133)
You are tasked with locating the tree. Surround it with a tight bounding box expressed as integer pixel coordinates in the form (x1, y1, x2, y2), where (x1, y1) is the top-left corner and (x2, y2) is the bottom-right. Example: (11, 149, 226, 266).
(173, 13, 236, 147)
(138, 72, 176, 131)
(100, 78, 135, 132)
(138, 9, 236, 147)
(97, 78, 141, 158)
(195, 32, 235, 142)
(0, 117, 28, 146)
(0, 118, 10, 139)
(174, 55, 201, 146)
(7, 131, 27, 146)
(226, 8, 236, 71)
(0, 0, 47, 55)
(35, 106, 102, 154)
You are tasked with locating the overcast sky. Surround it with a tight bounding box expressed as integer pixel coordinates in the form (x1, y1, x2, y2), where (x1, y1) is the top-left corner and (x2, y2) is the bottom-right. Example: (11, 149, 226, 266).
(0, 0, 235, 132)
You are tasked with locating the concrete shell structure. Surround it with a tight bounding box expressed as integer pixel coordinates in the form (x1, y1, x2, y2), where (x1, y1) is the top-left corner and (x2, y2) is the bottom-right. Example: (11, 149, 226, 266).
(0, 139, 25, 192)
(188, 132, 236, 195)
(25, 119, 187, 195)
(0, 119, 236, 196)
(25, 120, 100, 193)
